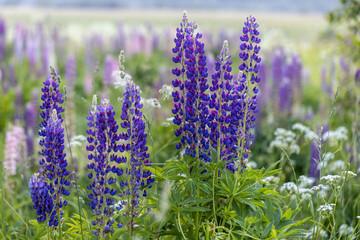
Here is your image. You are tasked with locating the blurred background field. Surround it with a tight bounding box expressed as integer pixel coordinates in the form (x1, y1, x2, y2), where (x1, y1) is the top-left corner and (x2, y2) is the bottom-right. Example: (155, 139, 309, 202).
(0, 0, 359, 238)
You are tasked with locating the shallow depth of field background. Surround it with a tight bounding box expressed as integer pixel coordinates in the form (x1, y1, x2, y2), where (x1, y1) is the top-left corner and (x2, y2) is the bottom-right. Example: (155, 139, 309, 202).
(0, 0, 359, 239)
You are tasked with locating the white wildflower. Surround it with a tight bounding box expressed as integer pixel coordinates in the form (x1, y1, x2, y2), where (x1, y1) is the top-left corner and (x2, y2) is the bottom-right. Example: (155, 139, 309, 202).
(161, 122, 170, 126)
(159, 84, 174, 100)
(329, 160, 345, 172)
(70, 135, 87, 147)
(270, 128, 300, 155)
(311, 184, 331, 198)
(299, 175, 315, 188)
(321, 175, 343, 184)
(247, 161, 257, 169)
(317, 203, 336, 216)
(142, 98, 161, 108)
(262, 176, 280, 185)
(304, 226, 328, 239)
(292, 123, 317, 141)
(323, 126, 348, 147)
(298, 188, 314, 200)
(344, 171, 357, 178)
(112, 70, 132, 89)
(339, 224, 354, 237)
(317, 152, 334, 170)
(280, 182, 298, 194)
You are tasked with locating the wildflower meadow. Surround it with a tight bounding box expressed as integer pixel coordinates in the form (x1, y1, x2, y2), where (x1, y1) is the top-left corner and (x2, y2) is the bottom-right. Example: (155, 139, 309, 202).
(0, 2, 360, 240)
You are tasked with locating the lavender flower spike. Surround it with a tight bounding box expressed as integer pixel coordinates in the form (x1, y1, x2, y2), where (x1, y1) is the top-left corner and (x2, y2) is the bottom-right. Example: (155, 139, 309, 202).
(86, 96, 122, 237)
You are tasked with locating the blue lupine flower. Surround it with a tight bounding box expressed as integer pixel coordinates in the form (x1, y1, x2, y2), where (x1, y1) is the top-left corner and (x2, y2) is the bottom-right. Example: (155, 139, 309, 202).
(86, 96, 123, 236)
(171, 11, 210, 162)
(37, 71, 70, 227)
(208, 40, 236, 168)
(118, 79, 153, 229)
(235, 15, 262, 169)
(29, 174, 54, 223)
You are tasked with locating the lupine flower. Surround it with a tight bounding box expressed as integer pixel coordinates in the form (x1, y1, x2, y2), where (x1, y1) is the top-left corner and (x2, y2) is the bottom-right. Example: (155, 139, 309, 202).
(25, 90, 38, 158)
(14, 23, 25, 61)
(0, 17, 5, 62)
(103, 55, 118, 86)
(14, 87, 23, 122)
(208, 40, 236, 169)
(355, 69, 360, 86)
(29, 174, 54, 223)
(236, 15, 262, 167)
(1, 66, 8, 93)
(171, 11, 210, 161)
(86, 96, 122, 236)
(118, 79, 153, 229)
(4, 124, 26, 176)
(84, 74, 93, 95)
(65, 54, 77, 87)
(37, 71, 70, 226)
(9, 64, 16, 87)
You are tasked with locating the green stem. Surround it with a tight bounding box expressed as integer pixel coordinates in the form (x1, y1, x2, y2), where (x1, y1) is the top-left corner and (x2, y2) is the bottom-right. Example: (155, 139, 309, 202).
(63, 117, 84, 240)
(56, 192, 62, 240)
(178, 212, 187, 239)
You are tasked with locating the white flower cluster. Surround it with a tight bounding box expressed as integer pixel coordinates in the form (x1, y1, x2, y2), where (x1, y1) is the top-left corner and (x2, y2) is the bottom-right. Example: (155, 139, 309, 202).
(112, 70, 132, 89)
(299, 175, 315, 188)
(161, 117, 174, 127)
(70, 135, 87, 147)
(280, 182, 298, 194)
(298, 187, 314, 200)
(159, 84, 174, 100)
(310, 184, 331, 198)
(317, 152, 335, 170)
(328, 160, 345, 173)
(320, 175, 343, 184)
(339, 224, 355, 238)
(142, 98, 161, 108)
(292, 123, 317, 141)
(247, 161, 257, 169)
(323, 126, 348, 147)
(304, 226, 328, 239)
(345, 171, 357, 178)
(317, 203, 336, 215)
(270, 128, 300, 155)
(262, 176, 280, 185)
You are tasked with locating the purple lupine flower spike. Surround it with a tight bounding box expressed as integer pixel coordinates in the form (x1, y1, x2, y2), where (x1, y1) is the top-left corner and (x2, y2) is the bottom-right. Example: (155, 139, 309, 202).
(208, 40, 235, 168)
(236, 15, 261, 169)
(171, 11, 210, 161)
(29, 174, 54, 223)
(86, 96, 122, 236)
(0, 17, 5, 62)
(14, 87, 23, 122)
(118, 78, 153, 230)
(37, 70, 70, 226)
(65, 54, 77, 87)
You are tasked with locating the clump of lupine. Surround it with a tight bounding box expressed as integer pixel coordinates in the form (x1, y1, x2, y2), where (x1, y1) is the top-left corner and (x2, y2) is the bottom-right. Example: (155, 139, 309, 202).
(171, 12, 261, 170)
(85, 51, 153, 238)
